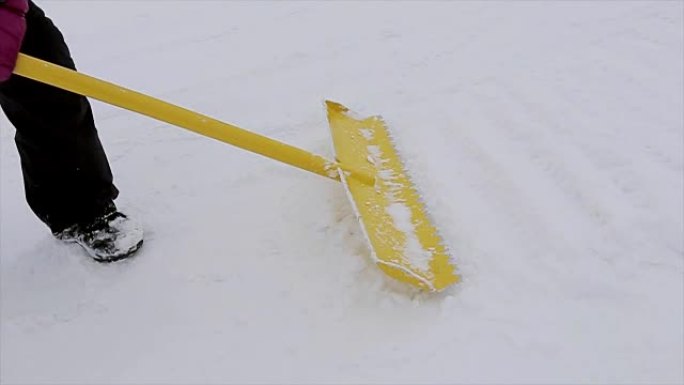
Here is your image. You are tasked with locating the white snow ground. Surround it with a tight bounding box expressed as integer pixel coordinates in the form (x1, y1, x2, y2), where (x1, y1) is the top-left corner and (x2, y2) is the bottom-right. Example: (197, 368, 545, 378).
(1, 1, 682, 384)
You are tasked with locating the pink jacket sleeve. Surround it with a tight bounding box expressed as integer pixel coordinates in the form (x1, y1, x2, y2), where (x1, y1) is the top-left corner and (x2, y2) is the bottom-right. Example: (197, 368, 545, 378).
(1, 0, 29, 13)
(0, 0, 29, 81)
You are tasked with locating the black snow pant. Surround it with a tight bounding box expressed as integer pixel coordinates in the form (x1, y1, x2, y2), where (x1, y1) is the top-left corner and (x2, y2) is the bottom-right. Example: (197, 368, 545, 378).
(0, 1, 118, 233)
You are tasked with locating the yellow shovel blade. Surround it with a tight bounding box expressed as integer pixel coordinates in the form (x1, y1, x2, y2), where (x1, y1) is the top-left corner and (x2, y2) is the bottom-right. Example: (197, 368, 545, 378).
(326, 101, 459, 291)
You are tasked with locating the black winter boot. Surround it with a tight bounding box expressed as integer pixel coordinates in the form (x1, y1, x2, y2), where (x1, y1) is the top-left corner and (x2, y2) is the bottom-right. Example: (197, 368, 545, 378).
(55, 211, 143, 262)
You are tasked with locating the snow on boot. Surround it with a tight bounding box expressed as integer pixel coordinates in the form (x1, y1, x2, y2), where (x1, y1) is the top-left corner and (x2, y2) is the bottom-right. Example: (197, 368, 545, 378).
(55, 211, 143, 262)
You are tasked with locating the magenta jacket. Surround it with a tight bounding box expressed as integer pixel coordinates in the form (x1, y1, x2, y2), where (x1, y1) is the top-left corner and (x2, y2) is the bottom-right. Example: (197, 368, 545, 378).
(0, 0, 29, 81)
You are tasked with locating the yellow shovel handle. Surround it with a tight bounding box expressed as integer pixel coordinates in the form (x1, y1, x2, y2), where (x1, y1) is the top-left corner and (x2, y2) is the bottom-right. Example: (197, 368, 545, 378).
(12, 54, 373, 185)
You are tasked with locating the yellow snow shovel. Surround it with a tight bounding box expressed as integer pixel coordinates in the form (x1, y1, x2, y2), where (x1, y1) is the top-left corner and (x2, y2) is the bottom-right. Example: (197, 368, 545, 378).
(13, 53, 458, 291)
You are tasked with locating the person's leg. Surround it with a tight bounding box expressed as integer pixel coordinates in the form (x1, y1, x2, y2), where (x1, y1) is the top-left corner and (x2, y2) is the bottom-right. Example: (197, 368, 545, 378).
(0, 0, 119, 233)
